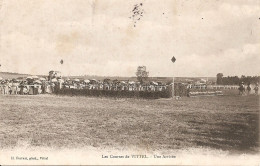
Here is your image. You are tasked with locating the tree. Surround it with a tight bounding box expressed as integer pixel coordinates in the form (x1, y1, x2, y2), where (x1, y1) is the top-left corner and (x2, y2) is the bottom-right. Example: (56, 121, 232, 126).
(136, 66, 149, 84)
(48, 70, 62, 81)
(216, 73, 223, 85)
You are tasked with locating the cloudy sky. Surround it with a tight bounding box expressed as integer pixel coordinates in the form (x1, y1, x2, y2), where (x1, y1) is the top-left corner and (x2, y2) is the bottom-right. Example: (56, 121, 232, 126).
(0, 0, 259, 77)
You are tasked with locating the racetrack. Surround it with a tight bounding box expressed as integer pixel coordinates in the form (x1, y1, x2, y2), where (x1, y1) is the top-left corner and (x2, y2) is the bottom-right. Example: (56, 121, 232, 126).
(0, 94, 259, 154)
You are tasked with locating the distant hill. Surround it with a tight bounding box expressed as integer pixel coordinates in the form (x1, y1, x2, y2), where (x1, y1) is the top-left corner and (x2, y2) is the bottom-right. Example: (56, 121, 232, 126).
(0, 72, 30, 79)
(0, 72, 46, 79)
(50, 75, 216, 84)
(0, 72, 216, 83)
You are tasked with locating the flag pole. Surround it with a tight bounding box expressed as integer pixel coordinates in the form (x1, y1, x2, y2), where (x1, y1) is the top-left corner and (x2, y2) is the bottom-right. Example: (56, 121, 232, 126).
(171, 56, 176, 98)
(172, 76, 175, 98)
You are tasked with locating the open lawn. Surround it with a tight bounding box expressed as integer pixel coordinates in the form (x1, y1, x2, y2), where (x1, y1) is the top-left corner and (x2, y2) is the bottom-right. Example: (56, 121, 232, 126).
(0, 94, 259, 153)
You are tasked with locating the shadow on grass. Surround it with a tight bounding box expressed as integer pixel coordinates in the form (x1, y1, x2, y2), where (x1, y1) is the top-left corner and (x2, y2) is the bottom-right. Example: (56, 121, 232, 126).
(188, 113, 259, 153)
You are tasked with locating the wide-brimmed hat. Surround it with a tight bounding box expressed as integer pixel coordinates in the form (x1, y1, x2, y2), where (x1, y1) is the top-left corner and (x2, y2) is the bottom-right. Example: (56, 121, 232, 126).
(51, 78, 58, 82)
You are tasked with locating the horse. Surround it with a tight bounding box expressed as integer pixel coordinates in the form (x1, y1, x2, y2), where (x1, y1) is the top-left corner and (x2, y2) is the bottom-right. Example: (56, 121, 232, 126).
(247, 85, 251, 94)
(238, 84, 245, 95)
(254, 85, 259, 95)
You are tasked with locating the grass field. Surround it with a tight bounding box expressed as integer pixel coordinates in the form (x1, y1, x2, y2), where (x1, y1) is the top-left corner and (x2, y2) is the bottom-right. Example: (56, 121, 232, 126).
(0, 93, 259, 154)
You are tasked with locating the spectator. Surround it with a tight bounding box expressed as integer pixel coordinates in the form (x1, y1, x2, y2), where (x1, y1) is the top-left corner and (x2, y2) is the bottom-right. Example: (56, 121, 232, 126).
(254, 83, 259, 95)
(247, 83, 251, 95)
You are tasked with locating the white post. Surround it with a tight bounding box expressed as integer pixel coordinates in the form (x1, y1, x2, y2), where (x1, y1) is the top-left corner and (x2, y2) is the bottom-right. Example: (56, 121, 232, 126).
(172, 77, 175, 98)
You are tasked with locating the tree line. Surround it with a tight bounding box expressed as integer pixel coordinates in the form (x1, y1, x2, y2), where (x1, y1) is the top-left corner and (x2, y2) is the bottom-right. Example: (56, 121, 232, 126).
(217, 73, 260, 85)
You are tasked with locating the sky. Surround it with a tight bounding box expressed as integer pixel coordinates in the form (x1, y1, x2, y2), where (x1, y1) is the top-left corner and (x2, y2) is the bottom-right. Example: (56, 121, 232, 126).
(0, 0, 259, 77)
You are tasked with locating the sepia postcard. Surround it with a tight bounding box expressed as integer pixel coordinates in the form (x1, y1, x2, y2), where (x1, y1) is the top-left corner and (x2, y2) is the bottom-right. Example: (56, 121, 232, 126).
(0, 0, 259, 165)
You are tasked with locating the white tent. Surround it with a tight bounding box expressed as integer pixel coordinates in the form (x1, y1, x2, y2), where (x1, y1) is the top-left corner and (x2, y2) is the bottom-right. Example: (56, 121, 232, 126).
(120, 81, 127, 85)
(201, 79, 207, 83)
(129, 81, 135, 85)
(151, 81, 158, 85)
(26, 76, 33, 80)
(32, 76, 39, 79)
(34, 80, 42, 84)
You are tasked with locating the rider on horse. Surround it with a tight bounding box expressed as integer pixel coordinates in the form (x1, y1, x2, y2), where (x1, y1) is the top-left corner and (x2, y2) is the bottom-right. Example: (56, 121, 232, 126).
(239, 82, 245, 95)
(254, 83, 259, 95)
